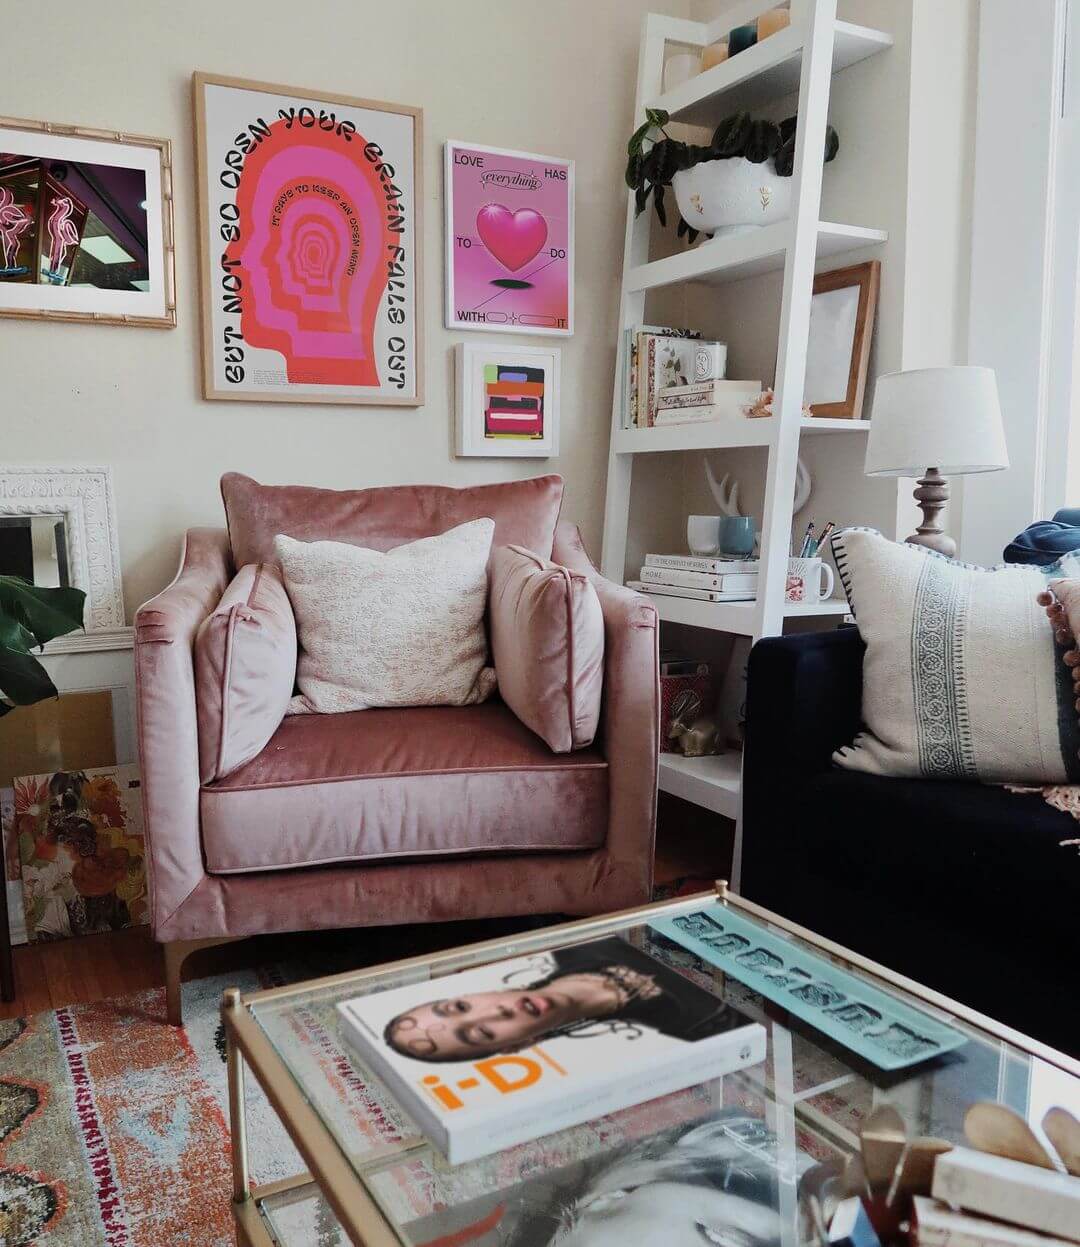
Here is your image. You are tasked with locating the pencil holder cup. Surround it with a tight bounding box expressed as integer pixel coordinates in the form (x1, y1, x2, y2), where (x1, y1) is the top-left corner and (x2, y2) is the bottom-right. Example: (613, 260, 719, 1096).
(786, 557, 835, 603)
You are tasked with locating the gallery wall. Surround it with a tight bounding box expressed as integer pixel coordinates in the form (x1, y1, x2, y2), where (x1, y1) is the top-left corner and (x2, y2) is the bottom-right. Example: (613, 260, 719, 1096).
(1, 0, 687, 616)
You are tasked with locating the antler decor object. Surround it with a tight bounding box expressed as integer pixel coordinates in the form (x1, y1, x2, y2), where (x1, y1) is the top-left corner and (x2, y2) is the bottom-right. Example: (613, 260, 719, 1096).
(705, 454, 811, 518)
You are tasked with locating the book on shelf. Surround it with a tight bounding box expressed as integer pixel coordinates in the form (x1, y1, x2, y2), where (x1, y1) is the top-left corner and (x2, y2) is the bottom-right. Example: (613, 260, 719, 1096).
(660, 657, 710, 676)
(640, 566, 758, 592)
(911, 1196, 1077, 1247)
(621, 325, 700, 430)
(337, 935, 765, 1164)
(646, 554, 760, 574)
(656, 381, 762, 415)
(629, 580, 756, 603)
(632, 330, 728, 428)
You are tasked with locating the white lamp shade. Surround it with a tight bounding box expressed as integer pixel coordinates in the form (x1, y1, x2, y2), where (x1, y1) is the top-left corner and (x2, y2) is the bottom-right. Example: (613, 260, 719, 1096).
(864, 366, 1009, 477)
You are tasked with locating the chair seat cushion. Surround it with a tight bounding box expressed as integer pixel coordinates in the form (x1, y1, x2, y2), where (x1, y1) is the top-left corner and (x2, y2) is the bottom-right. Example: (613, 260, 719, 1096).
(200, 701, 608, 873)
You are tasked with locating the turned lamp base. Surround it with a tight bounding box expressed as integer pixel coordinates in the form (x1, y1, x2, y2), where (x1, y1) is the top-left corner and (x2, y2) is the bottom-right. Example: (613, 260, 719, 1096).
(904, 467, 957, 558)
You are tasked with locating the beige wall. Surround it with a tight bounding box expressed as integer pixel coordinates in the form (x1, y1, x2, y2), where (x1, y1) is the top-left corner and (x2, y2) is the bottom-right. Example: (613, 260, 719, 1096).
(1, 0, 687, 617)
(679, 0, 978, 551)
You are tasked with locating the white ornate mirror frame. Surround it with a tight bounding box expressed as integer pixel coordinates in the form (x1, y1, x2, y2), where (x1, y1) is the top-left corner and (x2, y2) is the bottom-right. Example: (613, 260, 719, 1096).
(0, 465, 128, 652)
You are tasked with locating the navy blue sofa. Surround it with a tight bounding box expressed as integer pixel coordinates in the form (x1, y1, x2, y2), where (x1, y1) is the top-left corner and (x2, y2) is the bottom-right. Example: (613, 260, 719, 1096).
(742, 628, 1078, 1057)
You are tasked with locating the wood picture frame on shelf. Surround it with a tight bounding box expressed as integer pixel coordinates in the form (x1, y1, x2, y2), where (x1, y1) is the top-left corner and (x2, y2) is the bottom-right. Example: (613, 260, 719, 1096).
(805, 260, 880, 420)
(0, 115, 176, 328)
(193, 73, 423, 406)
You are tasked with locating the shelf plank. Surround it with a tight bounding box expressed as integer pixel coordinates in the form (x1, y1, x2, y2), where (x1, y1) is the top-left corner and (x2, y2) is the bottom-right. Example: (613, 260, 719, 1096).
(653, 21, 893, 126)
(612, 416, 870, 454)
(658, 751, 742, 820)
(639, 590, 851, 632)
(626, 222, 887, 293)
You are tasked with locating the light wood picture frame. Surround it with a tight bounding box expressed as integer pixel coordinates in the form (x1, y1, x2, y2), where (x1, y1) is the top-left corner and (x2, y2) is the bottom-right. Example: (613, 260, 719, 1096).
(0, 116, 175, 328)
(193, 73, 423, 406)
(805, 260, 880, 420)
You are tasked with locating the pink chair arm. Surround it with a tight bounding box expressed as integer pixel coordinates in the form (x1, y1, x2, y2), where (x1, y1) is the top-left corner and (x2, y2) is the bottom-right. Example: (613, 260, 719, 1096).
(134, 529, 232, 938)
(552, 520, 659, 902)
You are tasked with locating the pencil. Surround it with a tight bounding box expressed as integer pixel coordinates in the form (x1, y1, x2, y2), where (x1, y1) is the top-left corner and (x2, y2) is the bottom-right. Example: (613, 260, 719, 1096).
(812, 521, 835, 555)
(798, 521, 815, 558)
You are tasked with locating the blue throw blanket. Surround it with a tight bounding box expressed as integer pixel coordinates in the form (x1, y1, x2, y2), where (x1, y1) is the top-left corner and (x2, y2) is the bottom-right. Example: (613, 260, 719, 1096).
(1004, 508, 1080, 565)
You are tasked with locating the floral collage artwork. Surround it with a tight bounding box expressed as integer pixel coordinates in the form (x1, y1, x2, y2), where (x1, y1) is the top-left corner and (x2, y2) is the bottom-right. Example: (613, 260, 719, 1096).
(3, 765, 147, 942)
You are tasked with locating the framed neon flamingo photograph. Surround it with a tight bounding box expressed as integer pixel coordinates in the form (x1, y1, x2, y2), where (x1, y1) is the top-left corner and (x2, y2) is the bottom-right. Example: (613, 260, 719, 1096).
(194, 74, 423, 406)
(445, 141, 574, 337)
(0, 117, 175, 327)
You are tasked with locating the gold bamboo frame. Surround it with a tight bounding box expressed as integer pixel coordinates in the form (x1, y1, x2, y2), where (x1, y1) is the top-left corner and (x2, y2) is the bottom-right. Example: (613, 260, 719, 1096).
(223, 883, 1080, 1246)
(0, 115, 176, 328)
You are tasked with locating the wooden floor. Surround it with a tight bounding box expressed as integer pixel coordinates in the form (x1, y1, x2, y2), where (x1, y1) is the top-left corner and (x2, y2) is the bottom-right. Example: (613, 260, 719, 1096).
(0, 801, 732, 1020)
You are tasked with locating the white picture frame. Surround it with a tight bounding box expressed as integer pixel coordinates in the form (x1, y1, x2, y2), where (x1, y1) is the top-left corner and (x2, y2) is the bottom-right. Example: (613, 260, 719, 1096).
(0, 465, 125, 637)
(445, 141, 574, 336)
(454, 343, 560, 458)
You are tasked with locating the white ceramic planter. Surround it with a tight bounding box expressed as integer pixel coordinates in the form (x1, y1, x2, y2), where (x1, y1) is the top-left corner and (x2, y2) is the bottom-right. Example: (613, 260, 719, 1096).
(672, 156, 792, 237)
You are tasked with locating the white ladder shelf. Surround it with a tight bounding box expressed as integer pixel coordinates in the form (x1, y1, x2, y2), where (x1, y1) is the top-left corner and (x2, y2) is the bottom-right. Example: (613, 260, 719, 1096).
(600, 1, 892, 868)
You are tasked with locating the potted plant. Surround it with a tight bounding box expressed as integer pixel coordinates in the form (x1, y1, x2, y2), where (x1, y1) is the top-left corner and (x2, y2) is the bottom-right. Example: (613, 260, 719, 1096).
(0, 576, 85, 715)
(625, 109, 839, 240)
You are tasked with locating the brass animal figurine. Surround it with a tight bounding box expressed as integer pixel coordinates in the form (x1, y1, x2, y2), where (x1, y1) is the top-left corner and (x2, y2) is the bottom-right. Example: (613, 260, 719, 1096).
(667, 689, 722, 758)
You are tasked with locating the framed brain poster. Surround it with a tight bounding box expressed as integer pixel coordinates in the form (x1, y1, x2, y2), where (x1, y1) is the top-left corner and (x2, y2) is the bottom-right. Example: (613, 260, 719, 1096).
(193, 73, 422, 406)
(445, 141, 573, 336)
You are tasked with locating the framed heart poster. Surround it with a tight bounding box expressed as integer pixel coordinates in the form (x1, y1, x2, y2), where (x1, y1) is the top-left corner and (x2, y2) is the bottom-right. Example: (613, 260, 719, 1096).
(445, 142, 573, 336)
(194, 73, 423, 405)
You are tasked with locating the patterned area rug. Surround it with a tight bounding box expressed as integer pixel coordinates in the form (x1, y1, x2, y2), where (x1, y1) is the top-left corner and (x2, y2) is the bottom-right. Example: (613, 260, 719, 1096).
(0, 887, 720, 1245)
(0, 969, 298, 1246)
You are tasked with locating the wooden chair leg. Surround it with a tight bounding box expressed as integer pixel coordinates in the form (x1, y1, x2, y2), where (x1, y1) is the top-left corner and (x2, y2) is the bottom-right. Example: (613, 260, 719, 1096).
(162, 936, 238, 1026)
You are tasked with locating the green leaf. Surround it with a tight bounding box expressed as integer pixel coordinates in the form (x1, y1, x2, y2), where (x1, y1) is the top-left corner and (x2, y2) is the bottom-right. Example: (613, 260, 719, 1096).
(0, 575, 85, 650)
(774, 135, 796, 177)
(627, 121, 651, 156)
(824, 124, 840, 163)
(645, 107, 670, 128)
(625, 152, 643, 189)
(0, 575, 83, 713)
(745, 119, 781, 164)
(654, 183, 667, 228)
(0, 643, 58, 708)
(711, 112, 752, 158)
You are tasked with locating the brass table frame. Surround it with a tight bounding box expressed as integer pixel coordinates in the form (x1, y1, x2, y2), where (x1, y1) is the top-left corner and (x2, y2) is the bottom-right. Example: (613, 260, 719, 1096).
(222, 882, 1080, 1246)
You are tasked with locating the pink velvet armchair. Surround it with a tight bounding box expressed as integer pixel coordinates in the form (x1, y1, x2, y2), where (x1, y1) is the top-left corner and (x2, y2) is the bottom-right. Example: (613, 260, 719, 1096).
(135, 473, 659, 1023)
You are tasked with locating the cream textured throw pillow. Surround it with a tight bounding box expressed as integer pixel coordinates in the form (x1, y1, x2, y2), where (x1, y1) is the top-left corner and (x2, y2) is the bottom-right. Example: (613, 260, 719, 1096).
(275, 520, 497, 713)
(832, 527, 1080, 783)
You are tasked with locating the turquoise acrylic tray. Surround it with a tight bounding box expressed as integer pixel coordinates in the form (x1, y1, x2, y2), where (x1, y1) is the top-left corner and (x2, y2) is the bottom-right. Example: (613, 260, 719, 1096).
(650, 903, 968, 1071)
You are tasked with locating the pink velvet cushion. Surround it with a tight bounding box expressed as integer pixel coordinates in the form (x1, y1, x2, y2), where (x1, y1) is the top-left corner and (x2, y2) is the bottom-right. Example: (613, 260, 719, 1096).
(194, 563, 297, 783)
(221, 471, 564, 567)
(200, 702, 608, 873)
(489, 544, 605, 753)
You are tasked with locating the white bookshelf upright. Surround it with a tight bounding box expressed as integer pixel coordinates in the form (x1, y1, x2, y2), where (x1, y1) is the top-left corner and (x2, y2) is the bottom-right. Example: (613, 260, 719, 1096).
(601, 0, 891, 876)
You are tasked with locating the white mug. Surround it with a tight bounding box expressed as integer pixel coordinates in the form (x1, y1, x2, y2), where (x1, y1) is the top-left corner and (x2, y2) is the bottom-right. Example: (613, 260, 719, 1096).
(687, 515, 722, 556)
(785, 557, 835, 603)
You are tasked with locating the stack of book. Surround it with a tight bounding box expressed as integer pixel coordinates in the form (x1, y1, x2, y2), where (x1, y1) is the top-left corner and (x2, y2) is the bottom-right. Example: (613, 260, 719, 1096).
(621, 326, 760, 429)
(655, 377, 762, 426)
(628, 554, 759, 602)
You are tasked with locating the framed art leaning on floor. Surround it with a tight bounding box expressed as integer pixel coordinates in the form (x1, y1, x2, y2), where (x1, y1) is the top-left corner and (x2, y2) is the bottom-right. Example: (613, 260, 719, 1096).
(193, 73, 423, 405)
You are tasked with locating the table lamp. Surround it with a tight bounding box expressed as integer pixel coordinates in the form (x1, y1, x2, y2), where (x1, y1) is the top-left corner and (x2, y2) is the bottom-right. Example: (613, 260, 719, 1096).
(864, 366, 1008, 558)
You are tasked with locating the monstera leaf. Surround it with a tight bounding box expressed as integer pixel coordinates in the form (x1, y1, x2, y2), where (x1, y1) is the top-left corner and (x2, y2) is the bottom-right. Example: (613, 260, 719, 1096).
(0, 576, 86, 716)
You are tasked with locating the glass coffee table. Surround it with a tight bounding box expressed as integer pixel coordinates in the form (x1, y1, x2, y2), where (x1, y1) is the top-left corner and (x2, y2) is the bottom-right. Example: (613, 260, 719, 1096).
(222, 883, 1080, 1246)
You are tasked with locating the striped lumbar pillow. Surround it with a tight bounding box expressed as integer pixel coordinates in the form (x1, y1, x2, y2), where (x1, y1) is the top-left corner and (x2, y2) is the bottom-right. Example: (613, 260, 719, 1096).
(831, 527, 1080, 783)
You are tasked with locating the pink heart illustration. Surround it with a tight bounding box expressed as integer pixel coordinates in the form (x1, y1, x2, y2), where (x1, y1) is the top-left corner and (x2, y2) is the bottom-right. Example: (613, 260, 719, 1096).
(475, 204, 548, 272)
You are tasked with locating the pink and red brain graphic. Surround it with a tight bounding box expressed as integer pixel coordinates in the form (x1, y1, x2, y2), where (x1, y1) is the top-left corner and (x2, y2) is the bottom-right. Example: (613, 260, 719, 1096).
(227, 122, 394, 387)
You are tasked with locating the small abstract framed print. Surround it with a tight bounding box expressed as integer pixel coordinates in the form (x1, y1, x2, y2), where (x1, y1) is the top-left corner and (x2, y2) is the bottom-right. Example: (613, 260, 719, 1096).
(194, 73, 423, 405)
(0, 116, 175, 327)
(445, 141, 573, 336)
(454, 342, 560, 458)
